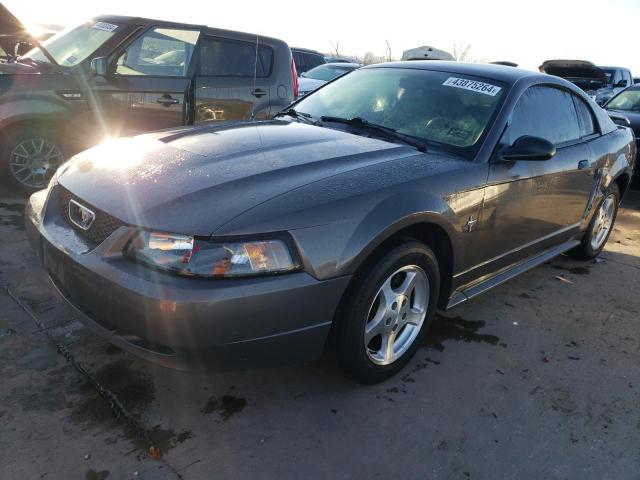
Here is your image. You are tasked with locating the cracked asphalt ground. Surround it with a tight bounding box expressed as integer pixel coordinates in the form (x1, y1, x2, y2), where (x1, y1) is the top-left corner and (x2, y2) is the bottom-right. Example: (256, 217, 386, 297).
(1, 185, 639, 480)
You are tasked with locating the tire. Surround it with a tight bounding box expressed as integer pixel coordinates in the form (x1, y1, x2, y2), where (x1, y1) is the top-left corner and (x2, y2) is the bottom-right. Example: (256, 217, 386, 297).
(0, 125, 67, 195)
(569, 183, 620, 260)
(336, 241, 440, 384)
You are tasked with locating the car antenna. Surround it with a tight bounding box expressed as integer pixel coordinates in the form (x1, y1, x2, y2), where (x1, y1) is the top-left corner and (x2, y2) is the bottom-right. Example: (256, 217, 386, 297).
(250, 32, 259, 121)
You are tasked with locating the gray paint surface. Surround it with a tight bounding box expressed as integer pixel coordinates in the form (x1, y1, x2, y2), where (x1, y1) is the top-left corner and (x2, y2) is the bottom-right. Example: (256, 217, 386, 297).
(25, 62, 636, 369)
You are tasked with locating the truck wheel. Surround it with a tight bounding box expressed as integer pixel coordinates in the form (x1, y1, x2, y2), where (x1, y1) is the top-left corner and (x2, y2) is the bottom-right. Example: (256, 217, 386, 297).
(336, 241, 440, 384)
(570, 183, 620, 260)
(1, 125, 67, 195)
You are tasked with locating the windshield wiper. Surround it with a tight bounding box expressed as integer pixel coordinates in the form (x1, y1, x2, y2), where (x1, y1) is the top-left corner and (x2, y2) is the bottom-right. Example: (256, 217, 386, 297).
(320, 116, 428, 152)
(275, 108, 317, 125)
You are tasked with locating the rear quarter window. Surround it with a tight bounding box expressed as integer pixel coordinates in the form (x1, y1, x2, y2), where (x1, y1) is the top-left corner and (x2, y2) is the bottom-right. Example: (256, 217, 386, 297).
(572, 95, 597, 137)
(293, 51, 306, 69)
(305, 53, 324, 69)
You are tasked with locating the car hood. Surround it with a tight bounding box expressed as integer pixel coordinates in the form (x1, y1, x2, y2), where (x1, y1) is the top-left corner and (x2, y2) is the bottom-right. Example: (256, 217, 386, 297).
(539, 59, 607, 91)
(58, 120, 420, 236)
(0, 4, 58, 67)
(0, 4, 31, 39)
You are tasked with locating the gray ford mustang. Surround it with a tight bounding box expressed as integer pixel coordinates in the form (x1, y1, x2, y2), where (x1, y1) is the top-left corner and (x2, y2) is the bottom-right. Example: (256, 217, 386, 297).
(26, 62, 635, 383)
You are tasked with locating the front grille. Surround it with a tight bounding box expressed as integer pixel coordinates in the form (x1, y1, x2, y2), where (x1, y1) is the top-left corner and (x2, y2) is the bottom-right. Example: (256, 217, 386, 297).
(59, 187, 126, 246)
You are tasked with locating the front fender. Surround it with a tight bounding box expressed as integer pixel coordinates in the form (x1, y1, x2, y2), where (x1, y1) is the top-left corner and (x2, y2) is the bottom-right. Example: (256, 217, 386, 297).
(290, 190, 458, 280)
(342, 191, 458, 274)
(0, 82, 90, 138)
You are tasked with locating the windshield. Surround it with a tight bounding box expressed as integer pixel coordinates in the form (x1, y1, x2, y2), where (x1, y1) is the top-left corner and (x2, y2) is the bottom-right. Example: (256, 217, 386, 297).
(305, 64, 354, 81)
(295, 67, 506, 149)
(606, 90, 640, 113)
(23, 21, 120, 67)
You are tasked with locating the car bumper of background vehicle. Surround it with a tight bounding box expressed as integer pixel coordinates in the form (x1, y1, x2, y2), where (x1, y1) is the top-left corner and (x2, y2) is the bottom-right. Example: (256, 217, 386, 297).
(25, 198, 351, 371)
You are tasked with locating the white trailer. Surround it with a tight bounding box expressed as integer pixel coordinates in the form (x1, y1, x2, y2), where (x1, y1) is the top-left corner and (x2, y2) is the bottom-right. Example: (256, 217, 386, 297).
(401, 46, 454, 61)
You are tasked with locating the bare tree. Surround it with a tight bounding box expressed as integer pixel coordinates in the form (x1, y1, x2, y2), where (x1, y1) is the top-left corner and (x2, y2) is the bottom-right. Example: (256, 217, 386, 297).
(362, 52, 375, 65)
(452, 43, 489, 64)
(385, 40, 392, 62)
(329, 40, 340, 57)
(452, 43, 473, 62)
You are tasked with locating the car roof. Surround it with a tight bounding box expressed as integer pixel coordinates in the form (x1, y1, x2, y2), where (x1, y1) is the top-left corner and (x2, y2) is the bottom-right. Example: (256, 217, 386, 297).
(599, 66, 629, 71)
(92, 15, 285, 45)
(291, 47, 323, 54)
(94, 15, 205, 28)
(365, 61, 541, 85)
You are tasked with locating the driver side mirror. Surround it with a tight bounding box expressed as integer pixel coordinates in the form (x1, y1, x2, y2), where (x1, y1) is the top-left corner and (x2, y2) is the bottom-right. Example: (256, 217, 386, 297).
(90, 57, 108, 77)
(499, 135, 556, 162)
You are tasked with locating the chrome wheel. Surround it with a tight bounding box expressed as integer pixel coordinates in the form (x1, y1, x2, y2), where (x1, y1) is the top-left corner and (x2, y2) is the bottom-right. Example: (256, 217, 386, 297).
(590, 194, 616, 251)
(9, 138, 64, 189)
(364, 265, 429, 365)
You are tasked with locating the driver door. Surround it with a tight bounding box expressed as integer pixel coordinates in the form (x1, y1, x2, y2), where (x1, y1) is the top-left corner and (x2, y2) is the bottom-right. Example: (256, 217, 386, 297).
(476, 86, 594, 274)
(93, 26, 201, 137)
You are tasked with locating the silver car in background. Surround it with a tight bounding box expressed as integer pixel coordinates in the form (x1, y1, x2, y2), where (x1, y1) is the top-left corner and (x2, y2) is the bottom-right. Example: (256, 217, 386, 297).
(297, 62, 361, 97)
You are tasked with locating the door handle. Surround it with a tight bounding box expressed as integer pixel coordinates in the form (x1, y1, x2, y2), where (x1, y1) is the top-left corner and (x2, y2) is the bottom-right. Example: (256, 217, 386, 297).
(578, 160, 589, 170)
(252, 88, 267, 98)
(156, 94, 180, 106)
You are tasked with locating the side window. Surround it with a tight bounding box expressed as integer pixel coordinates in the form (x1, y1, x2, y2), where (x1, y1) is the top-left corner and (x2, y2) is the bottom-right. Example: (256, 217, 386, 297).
(503, 86, 581, 146)
(115, 28, 200, 77)
(293, 51, 306, 70)
(572, 95, 597, 137)
(625, 71, 633, 87)
(306, 53, 324, 69)
(198, 38, 273, 77)
(612, 70, 622, 85)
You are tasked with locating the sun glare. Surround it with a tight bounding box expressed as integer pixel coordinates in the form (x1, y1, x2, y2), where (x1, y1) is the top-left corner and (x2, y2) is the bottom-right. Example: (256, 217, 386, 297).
(70, 137, 162, 173)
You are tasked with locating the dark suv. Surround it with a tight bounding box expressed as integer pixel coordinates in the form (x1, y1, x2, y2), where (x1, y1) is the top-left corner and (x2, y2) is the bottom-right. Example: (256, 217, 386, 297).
(0, 13, 296, 193)
(291, 47, 326, 75)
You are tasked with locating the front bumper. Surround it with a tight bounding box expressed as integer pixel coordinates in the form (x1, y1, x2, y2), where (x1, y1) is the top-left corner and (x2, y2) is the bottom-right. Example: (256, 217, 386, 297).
(26, 186, 351, 370)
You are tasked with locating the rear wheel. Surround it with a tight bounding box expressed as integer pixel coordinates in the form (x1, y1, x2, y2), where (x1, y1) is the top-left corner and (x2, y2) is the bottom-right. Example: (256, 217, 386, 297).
(336, 241, 440, 384)
(1, 125, 66, 194)
(570, 184, 620, 260)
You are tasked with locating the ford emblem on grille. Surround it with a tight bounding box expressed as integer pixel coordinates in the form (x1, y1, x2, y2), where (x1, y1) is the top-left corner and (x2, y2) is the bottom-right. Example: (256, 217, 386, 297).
(68, 199, 96, 231)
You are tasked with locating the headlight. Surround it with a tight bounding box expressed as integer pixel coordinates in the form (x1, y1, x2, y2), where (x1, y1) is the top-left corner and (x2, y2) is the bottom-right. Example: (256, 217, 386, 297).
(125, 231, 299, 277)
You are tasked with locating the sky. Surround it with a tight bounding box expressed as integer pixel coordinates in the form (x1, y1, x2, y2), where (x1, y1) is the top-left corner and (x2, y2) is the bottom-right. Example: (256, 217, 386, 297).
(4, 0, 640, 74)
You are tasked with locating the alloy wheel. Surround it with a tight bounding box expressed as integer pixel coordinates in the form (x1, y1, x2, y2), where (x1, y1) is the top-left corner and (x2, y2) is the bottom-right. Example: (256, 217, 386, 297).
(9, 138, 64, 189)
(590, 194, 616, 251)
(364, 265, 429, 365)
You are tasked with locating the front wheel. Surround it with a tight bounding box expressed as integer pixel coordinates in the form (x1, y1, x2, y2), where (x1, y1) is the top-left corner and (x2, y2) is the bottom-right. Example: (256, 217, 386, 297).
(336, 241, 440, 384)
(1, 126, 67, 194)
(570, 184, 620, 260)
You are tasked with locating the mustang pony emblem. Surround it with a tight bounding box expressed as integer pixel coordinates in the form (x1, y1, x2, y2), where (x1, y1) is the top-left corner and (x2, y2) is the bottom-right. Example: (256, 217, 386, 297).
(68, 199, 96, 231)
